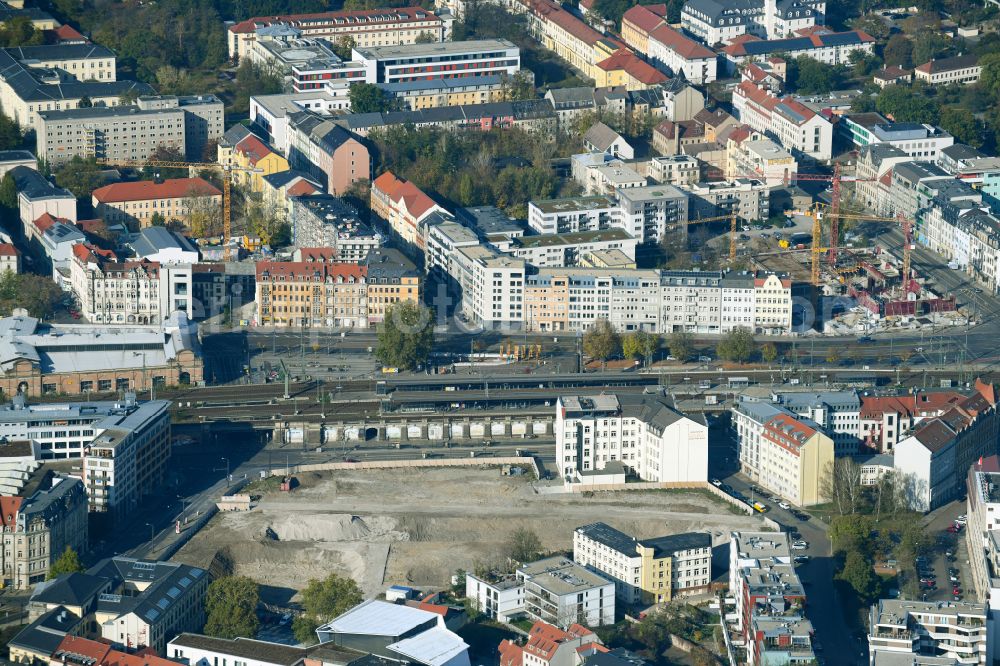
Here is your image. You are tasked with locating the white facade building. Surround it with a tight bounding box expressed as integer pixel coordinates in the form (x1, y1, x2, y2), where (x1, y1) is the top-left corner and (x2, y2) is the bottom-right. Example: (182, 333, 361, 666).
(464, 574, 525, 622)
(555, 394, 708, 483)
(450, 245, 525, 327)
(732, 81, 833, 161)
(517, 556, 615, 627)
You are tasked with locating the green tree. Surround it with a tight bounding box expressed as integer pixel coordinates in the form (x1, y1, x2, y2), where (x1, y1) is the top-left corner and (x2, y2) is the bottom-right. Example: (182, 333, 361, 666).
(500, 71, 535, 101)
(851, 14, 890, 40)
(204, 576, 261, 639)
(54, 156, 104, 200)
(829, 514, 874, 555)
(47, 546, 85, 579)
(294, 574, 363, 645)
(0, 16, 45, 47)
(883, 35, 914, 69)
(349, 83, 397, 114)
(582, 318, 622, 365)
(848, 49, 881, 77)
(939, 107, 984, 148)
(911, 30, 951, 66)
(839, 550, 880, 603)
(622, 330, 659, 367)
(761, 342, 778, 364)
(0, 172, 17, 226)
(792, 56, 843, 94)
(0, 114, 23, 151)
(415, 31, 438, 43)
(374, 301, 434, 371)
(980, 53, 1000, 97)
(332, 35, 356, 60)
(876, 84, 939, 124)
(505, 527, 542, 563)
(716, 327, 755, 364)
(0, 271, 65, 319)
(150, 212, 167, 227)
(667, 330, 693, 361)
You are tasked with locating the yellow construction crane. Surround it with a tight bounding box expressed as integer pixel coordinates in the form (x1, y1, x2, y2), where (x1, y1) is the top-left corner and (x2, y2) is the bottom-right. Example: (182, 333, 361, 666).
(686, 209, 740, 261)
(97, 158, 261, 260)
(808, 205, 900, 286)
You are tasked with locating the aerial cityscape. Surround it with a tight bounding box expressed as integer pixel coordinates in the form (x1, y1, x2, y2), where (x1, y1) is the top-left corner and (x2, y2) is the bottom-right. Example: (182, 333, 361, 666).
(0, 0, 998, 663)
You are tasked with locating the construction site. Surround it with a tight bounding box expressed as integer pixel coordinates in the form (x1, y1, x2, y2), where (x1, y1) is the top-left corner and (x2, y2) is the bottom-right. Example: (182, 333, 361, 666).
(171, 467, 767, 602)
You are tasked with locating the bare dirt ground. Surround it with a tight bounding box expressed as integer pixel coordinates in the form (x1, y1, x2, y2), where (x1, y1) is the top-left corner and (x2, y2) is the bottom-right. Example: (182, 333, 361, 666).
(171, 467, 767, 601)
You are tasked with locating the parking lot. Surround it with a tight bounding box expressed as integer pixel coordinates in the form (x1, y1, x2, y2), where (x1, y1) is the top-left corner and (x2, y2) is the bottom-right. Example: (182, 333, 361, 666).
(912, 502, 973, 603)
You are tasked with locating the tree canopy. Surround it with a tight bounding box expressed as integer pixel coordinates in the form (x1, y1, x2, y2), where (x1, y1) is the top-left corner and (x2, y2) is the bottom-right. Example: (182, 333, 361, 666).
(789, 56, 844, 95)
(883, 35, 914, 69)
(622, 330, 658, 366)
(47, 546, 85, 579)
(293, 574, 363, 644)
(583, 319, 622, 363)
(667, 330, 694, 361)
(54, 156, 104, 200)
(204, 576, 261, 639)
(349, 83, 400, 114)
(0, 271, 64, 319)
(374, 301, 434, 371)
(716, 327, 755, 364)
(505, 527, 542, 563)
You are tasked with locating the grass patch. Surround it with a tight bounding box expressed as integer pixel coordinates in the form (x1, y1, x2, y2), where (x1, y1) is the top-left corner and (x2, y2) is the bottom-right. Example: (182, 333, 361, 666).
(243, 475, 283, 494)
(510, 618, 535, 633)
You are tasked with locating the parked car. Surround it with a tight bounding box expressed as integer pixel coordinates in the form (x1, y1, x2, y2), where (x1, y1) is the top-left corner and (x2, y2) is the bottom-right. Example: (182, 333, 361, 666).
(950, 575, 960, 583)
(794, 555, 810, 563)
(793, 541, 809, 548)
(698, 355, 713, 362)
(947, 524, 960, 533)
(791, 543, 807, 550)
(779, 502, 791, 510)
(954, 595, 963, 601)
(711, 478, 722, 487)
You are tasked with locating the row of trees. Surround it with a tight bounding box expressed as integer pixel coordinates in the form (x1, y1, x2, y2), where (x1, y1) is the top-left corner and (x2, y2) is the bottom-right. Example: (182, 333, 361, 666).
(581, 321, 768, 365)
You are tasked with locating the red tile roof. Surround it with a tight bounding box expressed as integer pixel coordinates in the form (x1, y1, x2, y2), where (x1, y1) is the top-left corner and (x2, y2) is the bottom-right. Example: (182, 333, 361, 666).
(976, 378, 997, 406)
(372, 171, 440, 219)
(229, 6, 441, 34)
(93, 178, 221, 204)
(622, 4, 666, 34)
(649, 23, 715, 59)
(286, 179, 319, 197)
(33, 212, 68, 234)
(0, 496, 22, 529)
(53, 636, 113, 664)
(297, 247, 337, 262)
(53, 24, 87, 41)
(595, 49, 668, 85)
(235, 134, 275, 166)
(0, 242, 18, 257)
(735, 81, 817, 125)
(764, 413, 819, 455)
(522, 621, 598, 663)
(256, 260, 367, 281)
(498, 639, 523, 666)
(518, 0, 605, 47)
(103, 649, 181, 666)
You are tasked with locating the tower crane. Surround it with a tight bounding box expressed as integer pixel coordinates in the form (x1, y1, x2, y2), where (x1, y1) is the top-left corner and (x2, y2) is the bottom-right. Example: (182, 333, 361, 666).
(808, 206, 907, 286)
(97, 158, 262, 261)
(685, 209, 740, 261)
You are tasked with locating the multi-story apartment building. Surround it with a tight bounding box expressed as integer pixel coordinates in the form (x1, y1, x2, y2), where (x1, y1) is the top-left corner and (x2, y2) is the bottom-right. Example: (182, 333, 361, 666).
(451, 245, 525, 327)
(966, 457, 1000, 601)
(771, 390, 862, 454)
(573, 523, 712, 604)
(914, 54, 982, 85)
(854, 143, 911, 216)
(525, 268, 661, 333)
(868, 599, 987, 665)
(0, 243, 20, 274)
(555, 394, 708, 483)
(254, 259, 368, 328)
(91, 178, 222, 229)
(758, 413, 833, 506)
(69, 246, 165, 326)
(423, 218, 479, 279)
(688, 179, 770, 222)
(681, 0, 826, 45)
(889, 161, 954, 226)
(82, 396, 171, 523)
(517, 556, 615, 627)
(87, 557, 210, 654)
(353, 39, 520, 84)
(729, 531, 814, 665)
(364, 247, 421, 324)
(621, 5, 717, 84)
(37, 95, 224, 166)
(0, 44, 152, 131)
(508, 228, 637, 268)
(379, 75, 508, 111)
(894, 380, 999, 512)
(720, 30, 874, 70)
(10, 166, 76, 235)
(615, 184, 690, 243)
(0, 313, 203, 397)
(528, 196, 620, 236)
(288, 195, 381, 259)
(732, 81, 832, 161)
(286, 111, 371, 195)
(498, 621, 605, 666)
(227, 7, 446, 61)
(648, 155, 700, 187)
(246, 30, 365, 88)
(859, 391, 968, 453)
(371, 171, 449, 249)
(231, 133, 289, 193)
(727, 136, 798, 187)
(464, 573, 525, 621)
(0, 471, 88, 589)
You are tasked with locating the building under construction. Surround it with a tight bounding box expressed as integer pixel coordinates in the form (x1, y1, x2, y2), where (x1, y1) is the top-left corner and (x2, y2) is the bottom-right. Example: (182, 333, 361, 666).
(842, 248, 956, 318)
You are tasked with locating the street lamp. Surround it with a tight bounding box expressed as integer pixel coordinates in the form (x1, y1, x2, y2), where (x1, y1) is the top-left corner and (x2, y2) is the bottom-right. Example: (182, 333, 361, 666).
(221, 457, 230, 482)
(145, 522, 154, 542)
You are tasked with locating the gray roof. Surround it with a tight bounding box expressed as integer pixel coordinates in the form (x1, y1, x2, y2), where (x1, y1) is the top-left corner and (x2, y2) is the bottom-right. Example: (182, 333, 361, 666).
(4, 44, 114, 61)
(0, 47, 153, 103)
(860, 143, 908, 167)
(131, 226, 199, 258)
(31, 572, 109, 607)
(17, 474, 87, 532)
(0, 149, 35, 163)
(220, 123, 256, 148)
(88, 556, 207, 624)
(7, 606, 81, 656)
(364, 247, 418, 280)
(892, 160, 950, 184)
(940, 143, 986, 162)
(777, 390, 860, 410)
(169, 634, 310, 665)
(9, 166, 73, 200)
(261, 169, 320, 189)
(583, 121, 624, 152)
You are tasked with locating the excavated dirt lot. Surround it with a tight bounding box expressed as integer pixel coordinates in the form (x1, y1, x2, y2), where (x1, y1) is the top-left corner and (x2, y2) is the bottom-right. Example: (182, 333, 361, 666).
(172, 467, 767, 600)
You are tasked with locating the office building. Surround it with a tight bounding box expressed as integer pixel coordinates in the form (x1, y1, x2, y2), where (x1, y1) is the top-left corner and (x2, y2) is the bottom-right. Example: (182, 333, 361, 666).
(573, 523, 711, 604)
(508, 228, 637, 268)
(517, 556, 615, 627)
(91, 178, 222, 229)
(227, 7, 447, 61)
(556, 394, 708, 484)
(464, 573, 525, 622)
(914, 54, 982, 85)
(720, 30, 874, 70)
(352, 39, 519, 84)
(450, 245, 525, 328)
(681, 0, 825, 45)
(688, 179, 769, 222)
